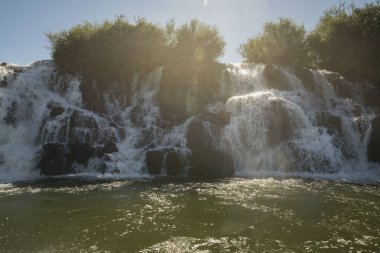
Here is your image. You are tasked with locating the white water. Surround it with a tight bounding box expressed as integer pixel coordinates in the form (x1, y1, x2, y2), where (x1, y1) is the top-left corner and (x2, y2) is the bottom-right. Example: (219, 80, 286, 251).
(0, 62, 379, 182)
(223, 64, 379, 179)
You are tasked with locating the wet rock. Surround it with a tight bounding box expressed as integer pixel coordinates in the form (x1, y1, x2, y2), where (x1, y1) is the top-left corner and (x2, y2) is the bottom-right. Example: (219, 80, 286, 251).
(3, 102, 17, 127)
(87, 157, 107, 174)
(295, 67, 314, 91)
(186, 112, 235, 178)
(285, 142, 336, 173)
(368, 116, 380, 163)
(70, 142, 95, 164)
(50, 106, 65, 117)
(264, 64, 293, 91)
(100, 142, 118, 155)
(38, 108, 125, 145)
(190, 149, 234, 178)
(145, 150, 164, 175)
(315, 112, 342, 135)
(38, 143, 74, 175)
(0, 152, 5, 165)
(265, 100, 294, 146)
(157, 65, 223, 125)
(165, 151, 183, 176)
(80, 79, 107, 114)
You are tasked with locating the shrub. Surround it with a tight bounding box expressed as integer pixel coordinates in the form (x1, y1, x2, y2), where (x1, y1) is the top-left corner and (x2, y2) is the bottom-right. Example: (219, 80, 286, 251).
(239, 18, 309, 67)
(307, 2, 380, 84)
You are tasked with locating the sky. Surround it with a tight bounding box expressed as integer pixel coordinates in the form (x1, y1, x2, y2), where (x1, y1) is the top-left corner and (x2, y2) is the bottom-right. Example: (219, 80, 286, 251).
(0, 0, 374, 65)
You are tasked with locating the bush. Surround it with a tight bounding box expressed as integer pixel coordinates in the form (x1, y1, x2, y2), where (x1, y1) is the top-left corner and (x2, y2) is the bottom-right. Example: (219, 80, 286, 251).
(307, 2, 380, 84)
(239, 18, 308, 67)
(47, 16, 166, 83)
(47, 17, 225, 85)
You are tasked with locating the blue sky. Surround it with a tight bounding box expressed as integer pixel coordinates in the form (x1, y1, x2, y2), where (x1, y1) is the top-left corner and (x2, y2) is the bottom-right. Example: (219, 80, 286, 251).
(0, 0, 374, 65)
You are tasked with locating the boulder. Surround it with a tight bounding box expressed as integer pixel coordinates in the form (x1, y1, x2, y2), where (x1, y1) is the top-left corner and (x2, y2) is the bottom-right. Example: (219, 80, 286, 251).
(157, 65, 223, 125)
(3, 101, 17, 127)
(38, 108, 125, 145)
(145, 150, 164, 175)
(186, 112, 235, 178)
(100, 142, 118, 156)
(0, 152, 5, 165)
(38, 143, 74, 175)
(190, 149, 234, 178)
(70, 142, 95, 164)
(315, 112, 342, 135)
(263, 64, 293, 91)
(50, 106, 65, 117)
(165, 151, 183, 176)
(368, 116, 380, 163)
(264, 100, 294, 146)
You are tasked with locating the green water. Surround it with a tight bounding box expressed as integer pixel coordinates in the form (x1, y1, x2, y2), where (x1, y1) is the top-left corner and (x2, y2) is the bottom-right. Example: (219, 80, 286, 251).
(0, 177, 379, 252)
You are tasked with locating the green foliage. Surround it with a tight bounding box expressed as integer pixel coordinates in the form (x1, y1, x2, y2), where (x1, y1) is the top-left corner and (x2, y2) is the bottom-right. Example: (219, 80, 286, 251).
(47, 16, 166, 83)
(239, 18, 308, 67)
(307, 2, 380, 84)
(47, 17, 225, 87)
(169, 19, 225, 66)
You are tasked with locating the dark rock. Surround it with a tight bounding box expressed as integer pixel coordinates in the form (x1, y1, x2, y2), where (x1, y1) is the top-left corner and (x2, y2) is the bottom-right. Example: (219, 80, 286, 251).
(190, 149, 234, 178)
(264, 100, 294, 146)
(295, 67, 314, 91)
(37, 108, 125, 145)
(50, 106, 65, 117)
(285, 142, 336, 173)
(38, 143, 74, 175)
(101, 142, 118, 155)
(0, 76, 7, 87)
(157, 65, 223, 125)
(87, 158, 107, 174)
(3, 101, 17, 126)
(0, 62, 7, 66)
(264, 64, 293, 91)
(103, 154, 112, 161)
(70, 142, 95, 164)
(165, 151, 183, 176)
(0, 152, 5, 165)
(80, 79, 107, 114)
(186, 112, 235, 178)
(315, 112, 342, 135)
(145, 150, 164, 175)
(368, 116, 380, 163)
(201, 111, 231, 126)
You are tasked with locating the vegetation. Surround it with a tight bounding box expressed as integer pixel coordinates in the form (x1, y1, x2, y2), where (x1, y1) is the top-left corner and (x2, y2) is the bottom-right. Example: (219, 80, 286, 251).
(240, 2, 380, 86)
(47, 16, 225, 85)
(239, 18, 309, 67)
(307, 2, 380, 84)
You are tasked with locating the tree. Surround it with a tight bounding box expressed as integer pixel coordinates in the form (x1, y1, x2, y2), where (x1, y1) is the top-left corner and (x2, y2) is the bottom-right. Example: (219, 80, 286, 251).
(239, 18, 308, 67)
(307, 2, 380, 84)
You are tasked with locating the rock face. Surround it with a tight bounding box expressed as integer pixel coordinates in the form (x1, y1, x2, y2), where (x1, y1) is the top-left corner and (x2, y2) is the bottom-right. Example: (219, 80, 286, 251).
(145, 149, 185, 176)
(368, 116, 380, 163)
(157, 66, 223, 125)
(186, 111, 235, 178)
(38, 142, 119, 175)
(145, 150, 164, 175)
(263, 64, 294, 91)
(38, 143, 74, 175)
(38, 108, 125, 145)
(264, 100, 294, 146)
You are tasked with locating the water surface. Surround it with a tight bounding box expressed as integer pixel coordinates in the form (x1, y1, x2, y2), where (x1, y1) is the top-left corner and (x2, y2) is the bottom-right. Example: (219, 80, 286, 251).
(0, 177, 379, 252)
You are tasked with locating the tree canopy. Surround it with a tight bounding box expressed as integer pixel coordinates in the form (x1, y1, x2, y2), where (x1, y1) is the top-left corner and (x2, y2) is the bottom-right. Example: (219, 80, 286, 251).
(47, 17, 225, 85)
(307, 2, 380, 84)
(239, 18, 309, 67)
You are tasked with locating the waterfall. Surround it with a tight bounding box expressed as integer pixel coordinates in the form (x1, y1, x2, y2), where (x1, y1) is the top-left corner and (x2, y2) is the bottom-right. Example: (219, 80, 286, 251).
(0, 61, 379, 182)
(223, 64, 378, 177)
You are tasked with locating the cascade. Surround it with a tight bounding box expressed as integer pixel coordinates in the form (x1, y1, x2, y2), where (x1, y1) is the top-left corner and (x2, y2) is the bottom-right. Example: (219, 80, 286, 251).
(0, 61, 379, 182)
